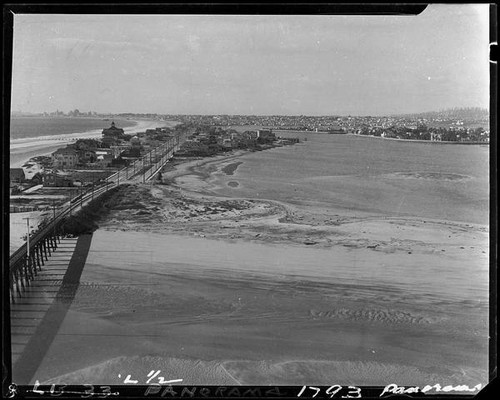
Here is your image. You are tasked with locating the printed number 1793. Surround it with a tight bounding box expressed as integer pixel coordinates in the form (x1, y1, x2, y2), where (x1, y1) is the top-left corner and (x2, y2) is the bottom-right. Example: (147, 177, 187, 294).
(297, 385, 362, 398)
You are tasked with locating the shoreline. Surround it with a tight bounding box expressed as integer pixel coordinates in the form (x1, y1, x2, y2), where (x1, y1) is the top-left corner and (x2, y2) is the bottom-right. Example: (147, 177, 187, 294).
(10, 119, 178, 168)
(10, 117, 136, 145)
(346, 133, 489, 145)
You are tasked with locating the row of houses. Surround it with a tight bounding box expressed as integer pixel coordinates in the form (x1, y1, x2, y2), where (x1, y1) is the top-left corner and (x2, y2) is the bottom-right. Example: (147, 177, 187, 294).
(10, 168, 99, 192)
(51, 122, 158, 169)
(11, 122, 177, 193)
(176, 129, 277, 157)
(52, 122, 176, 169)
(51, 146, 117, 169)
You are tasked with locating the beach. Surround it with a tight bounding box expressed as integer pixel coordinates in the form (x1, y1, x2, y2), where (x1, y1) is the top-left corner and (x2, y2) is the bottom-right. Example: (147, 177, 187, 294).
(28, 136, 489, 388)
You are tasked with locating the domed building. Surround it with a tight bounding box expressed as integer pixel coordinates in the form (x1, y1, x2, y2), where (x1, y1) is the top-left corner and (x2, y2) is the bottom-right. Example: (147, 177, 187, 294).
(102, 121, 125, 147)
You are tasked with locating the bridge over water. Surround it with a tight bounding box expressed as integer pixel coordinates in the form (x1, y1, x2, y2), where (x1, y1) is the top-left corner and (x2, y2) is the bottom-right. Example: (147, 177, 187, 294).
(7, 131, 187, 383)
(9, 132, 185, 298)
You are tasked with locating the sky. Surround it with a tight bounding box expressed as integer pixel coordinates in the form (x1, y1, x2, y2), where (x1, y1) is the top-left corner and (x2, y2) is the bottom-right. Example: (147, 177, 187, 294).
(10, 5, 491, 116)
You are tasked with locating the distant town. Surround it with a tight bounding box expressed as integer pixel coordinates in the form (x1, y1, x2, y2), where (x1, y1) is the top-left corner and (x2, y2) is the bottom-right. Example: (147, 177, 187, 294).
(12, 106, 490, 143)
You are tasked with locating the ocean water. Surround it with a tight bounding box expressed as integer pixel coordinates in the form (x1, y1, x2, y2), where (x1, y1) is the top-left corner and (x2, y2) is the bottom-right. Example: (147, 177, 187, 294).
(9, 117, 136, 140)
(210, 133, 490, 225)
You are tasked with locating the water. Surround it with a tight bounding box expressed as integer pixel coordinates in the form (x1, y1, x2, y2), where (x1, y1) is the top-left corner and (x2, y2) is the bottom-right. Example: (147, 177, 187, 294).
(9, 116, 136, 140)
(210, 133, 489, 225)
(31, 132, 489, 385)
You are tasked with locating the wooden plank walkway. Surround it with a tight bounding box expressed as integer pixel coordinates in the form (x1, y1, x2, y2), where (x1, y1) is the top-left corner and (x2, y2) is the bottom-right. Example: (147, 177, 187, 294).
(10, 238, 78, 366)
(10, 235, 93, 385)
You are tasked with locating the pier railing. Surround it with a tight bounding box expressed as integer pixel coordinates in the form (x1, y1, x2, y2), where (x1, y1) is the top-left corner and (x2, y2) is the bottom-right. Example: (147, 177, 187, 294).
(9, 132, 185, 302)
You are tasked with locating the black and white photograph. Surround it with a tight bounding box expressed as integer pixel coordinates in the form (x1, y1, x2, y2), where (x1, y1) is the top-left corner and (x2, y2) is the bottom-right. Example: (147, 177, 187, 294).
(4, 4, 494, 397)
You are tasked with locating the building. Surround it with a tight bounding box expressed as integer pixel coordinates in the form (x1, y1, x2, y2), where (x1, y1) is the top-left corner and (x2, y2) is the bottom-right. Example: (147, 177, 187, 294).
(256, 129, 275, 140)
(102, 135, 120, 147)
(52, 147, 79, 169)
(77, 149, 97, 164)
(87, 149, 115, 168)
(44, 172, 74, 187)
(110, 144, 131, 158)
(102, 121, 125, 136)
(130, 136, 142, 149)
(94, 154, 114, 168)
(102, 121, 125, 147)
(430, 132, 443, 141)
(221, 138, 233, 149)
(327, 123, 345, 134)
(10, 168, 25, 183)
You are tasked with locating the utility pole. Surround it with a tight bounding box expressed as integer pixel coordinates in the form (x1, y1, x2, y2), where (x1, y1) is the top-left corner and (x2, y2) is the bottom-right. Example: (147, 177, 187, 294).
(23, 217, 31, 267)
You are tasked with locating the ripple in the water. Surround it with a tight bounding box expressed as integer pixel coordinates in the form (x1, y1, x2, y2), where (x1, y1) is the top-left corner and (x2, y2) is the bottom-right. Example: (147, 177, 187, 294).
(386, 172, 471, 181)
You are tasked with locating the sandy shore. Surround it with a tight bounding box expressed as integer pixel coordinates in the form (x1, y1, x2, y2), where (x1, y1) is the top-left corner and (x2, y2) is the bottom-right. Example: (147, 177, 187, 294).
(98, 153, 489, 259)
(27, 150, 489, 388)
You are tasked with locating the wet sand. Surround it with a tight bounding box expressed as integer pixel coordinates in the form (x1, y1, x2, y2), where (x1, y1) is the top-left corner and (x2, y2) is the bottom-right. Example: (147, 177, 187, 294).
(30, 151, 489, 388)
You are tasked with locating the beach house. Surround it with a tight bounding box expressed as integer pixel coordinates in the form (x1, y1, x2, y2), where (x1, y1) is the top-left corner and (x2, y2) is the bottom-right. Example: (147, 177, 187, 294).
(52, 147, 79, 169)
(102, 121, 126, 147)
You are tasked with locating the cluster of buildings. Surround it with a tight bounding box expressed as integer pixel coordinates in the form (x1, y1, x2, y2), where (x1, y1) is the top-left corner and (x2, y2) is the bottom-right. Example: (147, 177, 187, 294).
(51, 121, 175, 170)
(354, 124, 489, 142)
(10, 122, 175, 193)
(164, 111, 489, 143)
(165, 114, 347, 132)
(175, 127, 286, 157)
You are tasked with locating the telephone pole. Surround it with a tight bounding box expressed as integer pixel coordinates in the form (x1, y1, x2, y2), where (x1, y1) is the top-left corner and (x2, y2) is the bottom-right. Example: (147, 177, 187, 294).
(22, 217, 31, 266)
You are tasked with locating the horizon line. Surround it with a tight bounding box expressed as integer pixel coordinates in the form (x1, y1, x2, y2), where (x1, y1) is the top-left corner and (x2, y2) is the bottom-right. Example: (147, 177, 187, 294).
(11, 107, 490, 119)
